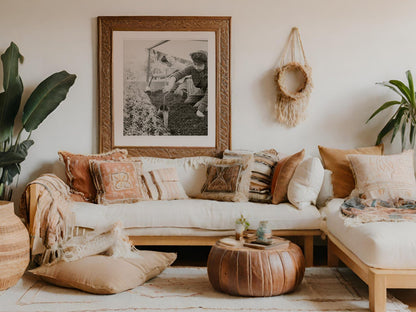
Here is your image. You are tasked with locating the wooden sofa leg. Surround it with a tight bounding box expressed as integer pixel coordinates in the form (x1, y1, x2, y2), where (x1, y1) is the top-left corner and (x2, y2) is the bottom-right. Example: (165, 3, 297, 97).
(304, 236, 313, 267)
(327, 239, 340, 267)
(368, 270, 386, 312)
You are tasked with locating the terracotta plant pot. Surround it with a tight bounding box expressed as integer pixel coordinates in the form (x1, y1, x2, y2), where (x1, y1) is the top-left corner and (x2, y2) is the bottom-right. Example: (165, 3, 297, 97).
(0, 201, 30, 290)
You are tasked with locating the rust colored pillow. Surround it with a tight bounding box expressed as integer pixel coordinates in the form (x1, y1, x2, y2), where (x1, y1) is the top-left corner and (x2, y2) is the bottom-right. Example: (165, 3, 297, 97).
(89, 159, 150, 204)
(271, 150, 305, 204)
(318, 144, 383, 198)
(58, 149, 128, 202)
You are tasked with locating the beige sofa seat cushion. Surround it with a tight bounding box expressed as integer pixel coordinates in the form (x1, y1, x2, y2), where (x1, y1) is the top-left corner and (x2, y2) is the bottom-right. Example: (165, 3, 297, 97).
(323, 198, 416, 269)
(29, 251, 176, 294)
(72, 199, 322, 231)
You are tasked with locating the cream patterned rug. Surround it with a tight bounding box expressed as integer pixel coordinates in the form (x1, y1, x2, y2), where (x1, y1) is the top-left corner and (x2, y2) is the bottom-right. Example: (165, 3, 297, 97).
(0, 267, 409, 312)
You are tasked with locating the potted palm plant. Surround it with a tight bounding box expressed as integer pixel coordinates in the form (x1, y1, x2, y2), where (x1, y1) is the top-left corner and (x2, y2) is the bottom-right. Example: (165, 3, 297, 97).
(0, 42, 76, 200)
(366, 70, 416, 151)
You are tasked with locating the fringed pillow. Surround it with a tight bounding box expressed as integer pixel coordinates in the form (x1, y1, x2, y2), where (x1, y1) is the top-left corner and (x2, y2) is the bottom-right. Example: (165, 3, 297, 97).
(58, 149, 128, 202)
(141, 168, 188, 200)
(89, 159, 149, 205)
(199, 155, 254, 202)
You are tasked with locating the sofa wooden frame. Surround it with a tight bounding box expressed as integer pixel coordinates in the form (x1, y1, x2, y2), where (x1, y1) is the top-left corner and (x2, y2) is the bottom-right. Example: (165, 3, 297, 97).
(27, 184, 320, 267)
(327, 232, 416, 312)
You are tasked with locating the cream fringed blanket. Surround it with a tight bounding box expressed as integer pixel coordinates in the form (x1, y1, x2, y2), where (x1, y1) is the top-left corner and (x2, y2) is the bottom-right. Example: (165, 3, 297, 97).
(20, 174, 140, 266)
(20, 174, 75, 265)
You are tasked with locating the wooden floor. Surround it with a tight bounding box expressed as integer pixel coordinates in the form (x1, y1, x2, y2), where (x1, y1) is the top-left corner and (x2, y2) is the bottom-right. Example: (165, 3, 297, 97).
(140, 245, 416, 310)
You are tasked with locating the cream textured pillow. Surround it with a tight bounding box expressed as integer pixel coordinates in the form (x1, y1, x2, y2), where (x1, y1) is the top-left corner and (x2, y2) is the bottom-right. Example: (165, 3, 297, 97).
(287, 157, 324, 209)
(29, 251, 177, 294)
(141, 168, 188, 200)
(348, 150, 416, 200)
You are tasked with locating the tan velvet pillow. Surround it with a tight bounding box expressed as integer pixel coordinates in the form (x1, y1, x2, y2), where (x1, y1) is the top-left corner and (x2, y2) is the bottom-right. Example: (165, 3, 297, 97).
(29, 251, 177, 294)
(318, 144, 383, 198)
(59, 149, 128, 202)
(348, 150, 416, 200)
(271, 149, 305, 204)
(199, 155, 253, 202)
(89, 159, 150, 204)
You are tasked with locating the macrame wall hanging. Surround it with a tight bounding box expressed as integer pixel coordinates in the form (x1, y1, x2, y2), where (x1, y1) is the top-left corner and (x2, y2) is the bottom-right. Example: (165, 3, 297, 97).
(274, 27, 313, 127)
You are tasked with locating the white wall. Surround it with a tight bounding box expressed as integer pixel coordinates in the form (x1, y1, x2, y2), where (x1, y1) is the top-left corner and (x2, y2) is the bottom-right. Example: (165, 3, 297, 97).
(0, 0, 414, 204)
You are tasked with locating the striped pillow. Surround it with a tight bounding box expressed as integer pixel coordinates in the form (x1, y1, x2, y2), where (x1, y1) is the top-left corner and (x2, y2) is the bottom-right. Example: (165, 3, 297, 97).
(223, 149, 279, 203)
(142, 168, 188, 200)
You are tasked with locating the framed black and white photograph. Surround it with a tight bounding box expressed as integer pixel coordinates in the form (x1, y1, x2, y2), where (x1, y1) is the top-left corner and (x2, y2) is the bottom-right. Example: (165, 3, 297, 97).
(98, 16, 231, 157)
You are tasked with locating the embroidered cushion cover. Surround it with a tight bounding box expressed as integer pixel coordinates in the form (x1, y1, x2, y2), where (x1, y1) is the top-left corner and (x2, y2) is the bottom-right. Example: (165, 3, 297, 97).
(89, 159, 149, 204)
(318, 145, 383, 198)
(199, 156, 253, 202)
(271, 149, 305, 204)
(347, 150, 416, 200)
(58, 149, 128, 202)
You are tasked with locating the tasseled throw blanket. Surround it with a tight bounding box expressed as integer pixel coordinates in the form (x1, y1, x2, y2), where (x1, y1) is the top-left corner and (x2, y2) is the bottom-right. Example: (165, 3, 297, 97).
(341, 197, 416, 226)
(20, 174, 140, 266)
(20, 174, 75, 265)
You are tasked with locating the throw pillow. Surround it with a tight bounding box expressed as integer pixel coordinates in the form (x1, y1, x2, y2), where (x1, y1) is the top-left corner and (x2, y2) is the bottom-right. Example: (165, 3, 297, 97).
(29, 251, 177, 294)
(347, 150, 416, 200)
(89, 159, 149, 205)
(58, 149, 128, 202)
(318, 144, 383, 198)
(316, 169, 334, 208)
(199, 155, 254, 202)
(271, 149, 305, 204)
(142, 168, 188, 200)
(287, 157, 324, 209)
(223, 149, 279, 203)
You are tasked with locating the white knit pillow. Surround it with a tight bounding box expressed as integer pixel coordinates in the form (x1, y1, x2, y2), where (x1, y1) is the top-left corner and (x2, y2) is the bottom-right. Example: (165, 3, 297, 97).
(287, 157, 324, 209)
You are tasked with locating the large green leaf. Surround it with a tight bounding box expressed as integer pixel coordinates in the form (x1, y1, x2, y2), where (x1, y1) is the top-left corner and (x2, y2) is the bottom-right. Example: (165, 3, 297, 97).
(390, 108, 406, 143)
(406, 70, 415, 108)
(1, 42, 23, 91)
(0, 43, 24, 143)
(366, 100, 401, 123)
(410, 123, 416, 148)
(0, 139, 34, 167)
(22, 71, 76, 132)
(0, 163, 20, 184)
(389, 79, 412, 104)
(401, 119, 407, 151)
(376, 116, 396, 145)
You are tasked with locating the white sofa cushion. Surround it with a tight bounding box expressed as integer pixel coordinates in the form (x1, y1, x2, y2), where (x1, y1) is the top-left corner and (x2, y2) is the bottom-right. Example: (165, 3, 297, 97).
(323, 198, 416, 269)
(72, 199, 322, 232)
(137, 156, 217, 197)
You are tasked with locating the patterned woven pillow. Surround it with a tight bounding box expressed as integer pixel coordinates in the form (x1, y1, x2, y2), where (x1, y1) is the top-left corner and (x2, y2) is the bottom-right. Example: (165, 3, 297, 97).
(223, 149, 279, 203)
(199, 155, 253, 202)
(58, 149, 128, 202)
(89, 159, 149, 204)
(141, 168, 188, 200)
(347, 150, 416, 200)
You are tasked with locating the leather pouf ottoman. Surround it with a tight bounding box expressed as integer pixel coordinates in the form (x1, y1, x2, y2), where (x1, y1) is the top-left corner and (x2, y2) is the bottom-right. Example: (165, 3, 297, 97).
(207, 239, 305, 297)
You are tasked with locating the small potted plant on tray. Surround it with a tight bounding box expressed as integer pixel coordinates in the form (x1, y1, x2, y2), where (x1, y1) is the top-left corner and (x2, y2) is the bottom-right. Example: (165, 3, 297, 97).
(235, 214, 250, 240)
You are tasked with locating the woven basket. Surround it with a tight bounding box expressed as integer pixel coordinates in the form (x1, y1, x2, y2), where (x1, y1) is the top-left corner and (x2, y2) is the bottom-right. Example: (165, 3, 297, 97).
(0, 201, 29, 290)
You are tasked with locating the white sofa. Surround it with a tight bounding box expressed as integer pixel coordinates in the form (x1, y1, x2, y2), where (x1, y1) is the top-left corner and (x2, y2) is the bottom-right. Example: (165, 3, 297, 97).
(24, 155, 325, 267)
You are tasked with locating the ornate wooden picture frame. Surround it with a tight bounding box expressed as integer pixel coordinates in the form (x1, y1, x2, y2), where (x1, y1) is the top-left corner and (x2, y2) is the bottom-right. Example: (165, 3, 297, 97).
(98, 16, 231, 158)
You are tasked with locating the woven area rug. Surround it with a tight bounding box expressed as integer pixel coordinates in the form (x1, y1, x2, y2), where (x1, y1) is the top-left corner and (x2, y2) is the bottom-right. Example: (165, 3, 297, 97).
(0, 267, 409, 312)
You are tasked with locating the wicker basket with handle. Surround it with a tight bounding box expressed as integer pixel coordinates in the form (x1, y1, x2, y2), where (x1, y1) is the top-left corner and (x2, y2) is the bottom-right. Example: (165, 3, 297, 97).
(0, 201, 30, 290)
